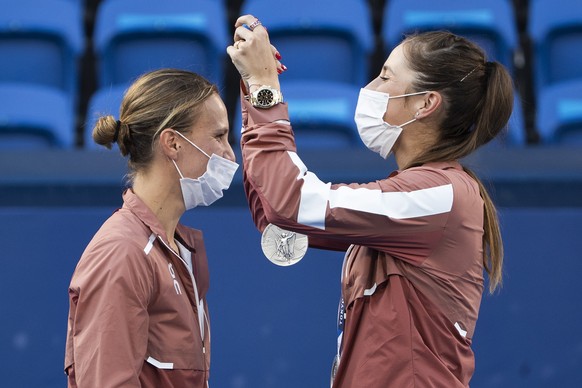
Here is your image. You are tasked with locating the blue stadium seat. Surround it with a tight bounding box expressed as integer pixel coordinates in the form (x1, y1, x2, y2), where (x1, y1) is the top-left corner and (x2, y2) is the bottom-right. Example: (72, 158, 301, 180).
(0, 0, 83, 98)
(537, 80, 582, 145)
(241, 0, 374, 86)
(94, 0, 228, 89)
(233, 81, 364, 150)
(529, 0, 582, 96)
(84, 84, 127, 149)
(0, 0, 82, 148)
(0, 84, 75, 148)
(383, 0, 518, 71)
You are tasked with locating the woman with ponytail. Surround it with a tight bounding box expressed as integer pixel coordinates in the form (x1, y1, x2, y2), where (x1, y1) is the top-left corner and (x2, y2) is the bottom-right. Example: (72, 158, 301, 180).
(229, 18, 511, 387)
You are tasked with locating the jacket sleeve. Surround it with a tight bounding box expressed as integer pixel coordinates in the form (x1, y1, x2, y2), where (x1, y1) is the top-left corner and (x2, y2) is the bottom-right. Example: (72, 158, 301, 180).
(240, 94, 455, 265)
(240, 94, 351, 252)
(68, 238, 154, 387)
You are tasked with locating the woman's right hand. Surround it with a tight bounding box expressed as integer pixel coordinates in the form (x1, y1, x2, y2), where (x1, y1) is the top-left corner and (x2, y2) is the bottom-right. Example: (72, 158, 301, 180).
(227, 14, 284, 91)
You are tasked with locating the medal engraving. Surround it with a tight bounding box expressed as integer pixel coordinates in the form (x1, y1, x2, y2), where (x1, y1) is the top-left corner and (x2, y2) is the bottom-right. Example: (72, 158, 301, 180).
(261, 223, 308, 266)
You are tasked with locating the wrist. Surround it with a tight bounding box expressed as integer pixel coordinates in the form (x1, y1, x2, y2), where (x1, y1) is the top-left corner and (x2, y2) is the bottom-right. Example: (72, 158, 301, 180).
(247, 78, 280, 93)
(248, 84, 280, 95)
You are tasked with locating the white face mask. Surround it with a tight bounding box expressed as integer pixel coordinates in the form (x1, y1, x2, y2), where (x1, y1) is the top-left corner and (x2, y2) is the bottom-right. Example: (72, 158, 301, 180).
(354, 88, 428, 159)
(172, 131, 239, 209)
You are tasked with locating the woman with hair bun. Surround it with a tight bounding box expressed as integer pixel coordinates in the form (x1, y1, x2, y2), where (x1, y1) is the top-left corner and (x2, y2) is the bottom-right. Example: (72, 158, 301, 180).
(228, 15, 511, 387)
(64, 69, 237, 387)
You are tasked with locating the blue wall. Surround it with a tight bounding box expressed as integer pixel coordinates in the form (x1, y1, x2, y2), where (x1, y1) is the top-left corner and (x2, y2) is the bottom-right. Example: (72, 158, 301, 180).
(0, 205, 581, 387)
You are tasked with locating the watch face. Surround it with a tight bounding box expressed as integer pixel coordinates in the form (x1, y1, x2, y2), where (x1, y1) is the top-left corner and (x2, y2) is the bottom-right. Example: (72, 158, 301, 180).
(256, 89, 274, 107)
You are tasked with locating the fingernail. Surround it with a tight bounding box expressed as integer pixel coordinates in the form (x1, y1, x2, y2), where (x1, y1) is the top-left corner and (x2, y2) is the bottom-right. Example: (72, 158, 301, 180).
(275, 52, 282, 60)
(282, 64, 287, 71)
(277, 68, 283, 74)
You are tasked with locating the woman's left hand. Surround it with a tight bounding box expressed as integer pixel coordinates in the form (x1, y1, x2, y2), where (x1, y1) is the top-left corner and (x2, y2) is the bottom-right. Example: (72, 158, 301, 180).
(227, 14, 285, 91)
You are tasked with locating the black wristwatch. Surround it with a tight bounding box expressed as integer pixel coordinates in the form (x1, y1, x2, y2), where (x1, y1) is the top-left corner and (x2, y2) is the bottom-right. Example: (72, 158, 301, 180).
(248, 86, 284, 109)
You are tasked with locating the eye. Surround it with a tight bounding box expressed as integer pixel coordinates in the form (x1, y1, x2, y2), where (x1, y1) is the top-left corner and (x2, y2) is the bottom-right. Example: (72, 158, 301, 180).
(379, 75, 390, 81)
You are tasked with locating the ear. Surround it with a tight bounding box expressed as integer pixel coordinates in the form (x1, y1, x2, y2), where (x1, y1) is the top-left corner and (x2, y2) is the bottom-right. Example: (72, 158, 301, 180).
(415, 91, 442, 119)
(158, 128, 180, 160)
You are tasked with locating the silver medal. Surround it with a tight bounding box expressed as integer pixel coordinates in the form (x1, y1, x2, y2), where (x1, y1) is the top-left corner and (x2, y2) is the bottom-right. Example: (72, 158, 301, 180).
(260, 223, 308, 266)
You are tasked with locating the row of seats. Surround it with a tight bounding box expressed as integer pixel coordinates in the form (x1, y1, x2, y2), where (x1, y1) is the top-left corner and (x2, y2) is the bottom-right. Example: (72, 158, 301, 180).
(0, 0, 228, 148)
(0, 0, 581, 149)
(0, 0, 82, 148)
(529, 1, 582, 144)
(233, 0, 530, 149)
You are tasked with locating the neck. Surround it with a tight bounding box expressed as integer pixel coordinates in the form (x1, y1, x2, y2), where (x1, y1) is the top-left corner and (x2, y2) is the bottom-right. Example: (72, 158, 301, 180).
(393, 125, 439, 170)
(132, 165, 184, 246)
(394, 146, 419, 170)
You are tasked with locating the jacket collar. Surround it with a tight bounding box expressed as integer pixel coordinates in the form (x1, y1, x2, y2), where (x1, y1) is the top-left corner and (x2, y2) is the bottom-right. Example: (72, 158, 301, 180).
(122, 189, 198, 252)
(389, 160, 462, 178)
(422, 160, 463, 171)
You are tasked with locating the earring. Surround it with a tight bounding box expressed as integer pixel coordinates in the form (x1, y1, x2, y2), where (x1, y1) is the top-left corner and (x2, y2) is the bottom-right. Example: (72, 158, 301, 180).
(415, 112, 420, 118)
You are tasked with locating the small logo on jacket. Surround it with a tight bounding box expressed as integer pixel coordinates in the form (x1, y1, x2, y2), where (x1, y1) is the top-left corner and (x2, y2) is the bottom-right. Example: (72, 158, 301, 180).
(168, 263, 183, 295)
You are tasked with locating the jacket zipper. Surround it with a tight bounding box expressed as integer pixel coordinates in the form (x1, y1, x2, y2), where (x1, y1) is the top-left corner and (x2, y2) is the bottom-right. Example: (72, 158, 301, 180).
(156, 236, 207, 356)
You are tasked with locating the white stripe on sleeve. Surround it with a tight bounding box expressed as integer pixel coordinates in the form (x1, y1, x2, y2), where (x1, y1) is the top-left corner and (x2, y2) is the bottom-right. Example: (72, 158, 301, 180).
(287, 151, 330, 230)
(286, 151, 454, 230)
(328, 184, 454, 219)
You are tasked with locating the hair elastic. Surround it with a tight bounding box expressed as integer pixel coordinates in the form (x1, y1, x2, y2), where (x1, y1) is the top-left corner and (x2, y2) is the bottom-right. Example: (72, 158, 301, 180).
(113, 120, 121, 143)
(484, 61, 494, 77)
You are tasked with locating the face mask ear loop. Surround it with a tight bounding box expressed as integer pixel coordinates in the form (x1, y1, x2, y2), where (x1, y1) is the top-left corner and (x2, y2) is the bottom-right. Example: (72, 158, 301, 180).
(171, 159, 186, 179)
(388, 90, 430, 100)
(173, 130, 211, 159)
(399, 117, 417, 127)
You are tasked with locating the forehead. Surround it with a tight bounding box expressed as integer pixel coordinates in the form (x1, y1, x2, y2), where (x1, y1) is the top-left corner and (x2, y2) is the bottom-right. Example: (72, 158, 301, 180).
(194, 93, 228, 127)
(383, 43, 417, 84)
(383, 44, 407, 72)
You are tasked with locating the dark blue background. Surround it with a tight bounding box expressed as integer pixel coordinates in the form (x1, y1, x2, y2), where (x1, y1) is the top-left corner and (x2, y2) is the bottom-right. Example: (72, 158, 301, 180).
(1, 206, 581, 387)
(0, 147, 581, 387)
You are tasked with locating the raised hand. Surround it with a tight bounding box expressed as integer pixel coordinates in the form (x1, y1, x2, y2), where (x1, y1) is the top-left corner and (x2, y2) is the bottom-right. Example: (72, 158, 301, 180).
(226, 14, 286, 91)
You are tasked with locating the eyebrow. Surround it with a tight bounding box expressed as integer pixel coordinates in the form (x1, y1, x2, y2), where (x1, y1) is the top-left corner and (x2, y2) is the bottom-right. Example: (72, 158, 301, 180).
(382, 65, 394, 75)
(214, 127, 229, 136)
